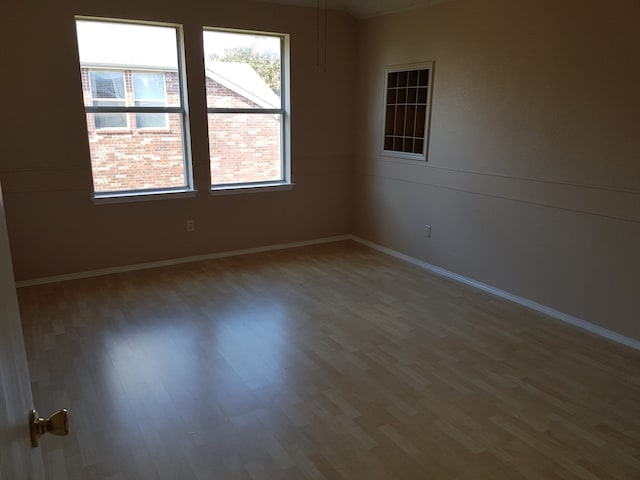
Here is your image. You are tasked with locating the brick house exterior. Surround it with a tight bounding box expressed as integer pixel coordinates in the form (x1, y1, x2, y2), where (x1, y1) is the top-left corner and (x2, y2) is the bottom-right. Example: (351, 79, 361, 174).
(82, 65, 281, 193)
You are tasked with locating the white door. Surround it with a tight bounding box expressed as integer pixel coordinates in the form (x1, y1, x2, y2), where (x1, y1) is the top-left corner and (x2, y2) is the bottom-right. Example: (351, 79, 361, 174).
(0, 182, 45, 479)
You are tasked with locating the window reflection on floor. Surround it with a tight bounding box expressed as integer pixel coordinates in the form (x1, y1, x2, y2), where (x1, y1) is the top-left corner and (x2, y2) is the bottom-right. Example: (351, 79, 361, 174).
(100, 298, 294, 425)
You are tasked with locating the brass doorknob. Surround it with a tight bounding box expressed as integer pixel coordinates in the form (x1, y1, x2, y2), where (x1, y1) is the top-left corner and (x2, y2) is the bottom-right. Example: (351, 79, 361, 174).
(30, 408, 69, 448)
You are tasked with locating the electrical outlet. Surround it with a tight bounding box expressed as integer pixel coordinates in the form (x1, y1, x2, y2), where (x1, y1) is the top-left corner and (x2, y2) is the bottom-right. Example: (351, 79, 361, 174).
(424, 225, 432, 238)
(186, 220, 195, 232)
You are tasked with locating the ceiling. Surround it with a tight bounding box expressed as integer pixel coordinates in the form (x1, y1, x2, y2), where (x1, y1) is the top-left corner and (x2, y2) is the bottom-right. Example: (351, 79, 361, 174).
(255, 0, 449, 19)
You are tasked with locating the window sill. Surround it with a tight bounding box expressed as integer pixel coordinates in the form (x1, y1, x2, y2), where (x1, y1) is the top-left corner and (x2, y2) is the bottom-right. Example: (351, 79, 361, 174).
(210, 182, 294, 196)
(380, 149, 428, 162)
(93, 189, 197, 205)
(135, 128, 171, 133)
(94, 129, 132, 134)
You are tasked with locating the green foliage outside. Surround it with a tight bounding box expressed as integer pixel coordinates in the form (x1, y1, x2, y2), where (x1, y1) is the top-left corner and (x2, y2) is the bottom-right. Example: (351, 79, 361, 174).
(209, 47, 281, 96)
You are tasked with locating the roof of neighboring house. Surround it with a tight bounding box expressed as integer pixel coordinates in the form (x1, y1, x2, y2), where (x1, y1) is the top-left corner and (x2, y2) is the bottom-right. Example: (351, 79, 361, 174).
(205, 62, 280, 109)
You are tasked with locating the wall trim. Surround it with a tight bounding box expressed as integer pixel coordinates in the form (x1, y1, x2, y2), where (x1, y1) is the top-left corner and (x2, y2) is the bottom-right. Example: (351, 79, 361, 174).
(352, 236, 640, 352)
(361, 168, 639, 225)
(376, 157, 640, 196)
(15, 235, 352, 288)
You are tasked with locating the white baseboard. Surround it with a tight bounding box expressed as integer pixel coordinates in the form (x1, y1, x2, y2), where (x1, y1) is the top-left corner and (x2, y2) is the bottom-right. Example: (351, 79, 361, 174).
(352, 236, 640, 352)
(15, 235, 352, 288)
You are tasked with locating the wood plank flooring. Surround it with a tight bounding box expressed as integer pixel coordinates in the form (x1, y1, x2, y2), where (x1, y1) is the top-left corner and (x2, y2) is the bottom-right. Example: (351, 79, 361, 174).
(17, 241, 640, 479)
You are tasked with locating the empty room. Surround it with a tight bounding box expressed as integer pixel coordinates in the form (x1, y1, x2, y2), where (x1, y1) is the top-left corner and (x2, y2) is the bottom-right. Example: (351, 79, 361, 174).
(1, 0, 639, 478)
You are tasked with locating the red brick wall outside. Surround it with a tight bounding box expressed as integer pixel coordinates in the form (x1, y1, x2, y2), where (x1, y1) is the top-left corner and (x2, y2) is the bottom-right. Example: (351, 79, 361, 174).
(209, 112, 281, 185)
(82, 68, 281, 192)
(206, 80, 281, 184)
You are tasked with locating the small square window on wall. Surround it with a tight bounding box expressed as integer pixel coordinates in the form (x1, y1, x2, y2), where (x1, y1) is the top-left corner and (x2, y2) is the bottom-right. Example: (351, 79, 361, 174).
(382, 62, 433, 161)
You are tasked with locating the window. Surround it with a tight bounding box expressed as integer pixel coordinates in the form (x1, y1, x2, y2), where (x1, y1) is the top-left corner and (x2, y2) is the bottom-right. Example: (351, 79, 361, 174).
(382, 63, 433, 161)
(203, 28, 290, 189)
(132, 72, 168, 129)
(75, 18, 192, 196)
(89, 71, 127, 129)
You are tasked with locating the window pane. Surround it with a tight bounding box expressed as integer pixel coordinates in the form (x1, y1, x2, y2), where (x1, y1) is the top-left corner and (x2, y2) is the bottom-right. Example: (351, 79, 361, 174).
(209, 113, 282, 185)
(135, 99, 167, 128)
(94, 112, 128, 129)
(92, 98, 127, 129)
(203, 30, 281, 109)
(93, 98, 129, 129)
(87, 112, 186, 193)
(135, 112, 168, 129)
(90, 71, 125, 99)
(132, 72, 166, 101)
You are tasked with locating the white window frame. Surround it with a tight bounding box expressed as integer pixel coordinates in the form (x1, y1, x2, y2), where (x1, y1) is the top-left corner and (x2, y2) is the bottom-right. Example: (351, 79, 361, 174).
(203, 27, 291, 193)
(381, 62, 434, 162)
(76, 17, 194, 201)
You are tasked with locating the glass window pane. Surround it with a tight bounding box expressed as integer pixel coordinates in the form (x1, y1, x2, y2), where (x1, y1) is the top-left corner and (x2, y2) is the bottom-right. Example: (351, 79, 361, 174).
(209, 113, 282, 185)
(94, 112, 128, 129)
(87, 112, 186, 193)
(90, 71, 125, 99)
(133, 72, 166, 101)
(203, 30, 282, 109)
(136, 112, 168, 129)
(93, 100, 126, 107)
(92, 94, 127, 129)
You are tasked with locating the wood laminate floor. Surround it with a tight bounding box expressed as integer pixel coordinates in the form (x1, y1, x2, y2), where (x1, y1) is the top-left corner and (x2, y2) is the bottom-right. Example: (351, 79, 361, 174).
(18, 241, 640, 479)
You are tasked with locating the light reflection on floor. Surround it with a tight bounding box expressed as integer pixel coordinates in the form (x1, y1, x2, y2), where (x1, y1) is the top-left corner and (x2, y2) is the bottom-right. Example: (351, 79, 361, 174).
(99, 296, 296, 438)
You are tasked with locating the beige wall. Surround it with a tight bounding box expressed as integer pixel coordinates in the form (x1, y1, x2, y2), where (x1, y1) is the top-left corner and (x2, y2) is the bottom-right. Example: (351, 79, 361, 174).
(0, 0, 356, 280)
(354, 0, 640, 340)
